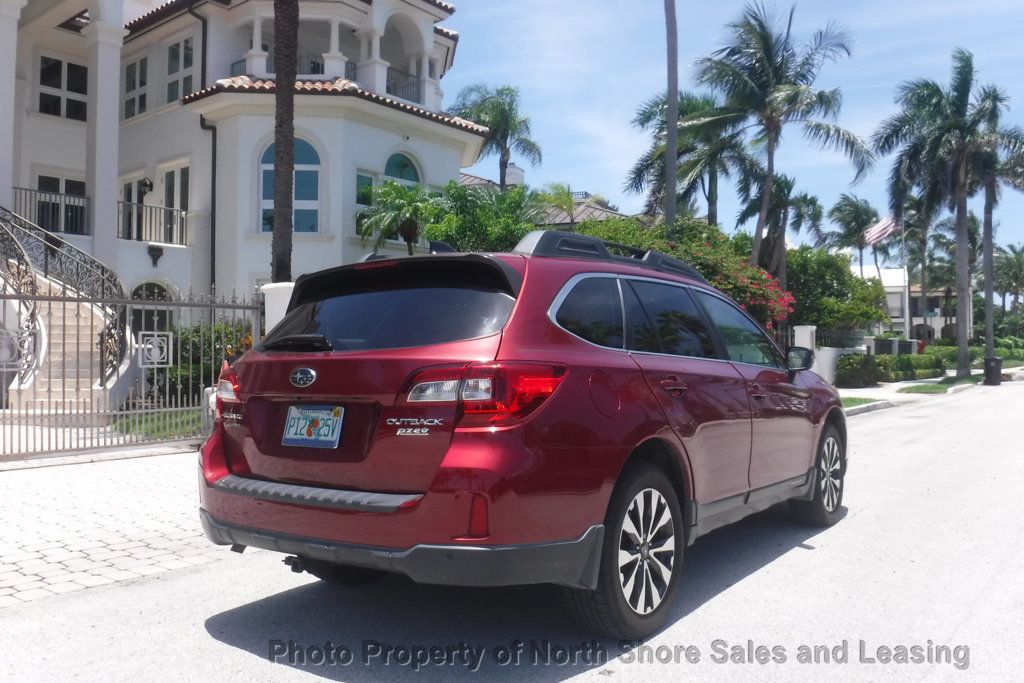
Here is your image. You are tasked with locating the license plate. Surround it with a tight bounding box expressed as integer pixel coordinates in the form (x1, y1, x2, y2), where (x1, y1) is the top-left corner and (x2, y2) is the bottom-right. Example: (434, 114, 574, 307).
(282, 404, 344, 449)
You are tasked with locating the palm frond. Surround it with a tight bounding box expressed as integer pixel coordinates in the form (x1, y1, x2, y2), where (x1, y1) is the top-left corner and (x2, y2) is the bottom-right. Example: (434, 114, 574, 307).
(802, 120, 874, 180)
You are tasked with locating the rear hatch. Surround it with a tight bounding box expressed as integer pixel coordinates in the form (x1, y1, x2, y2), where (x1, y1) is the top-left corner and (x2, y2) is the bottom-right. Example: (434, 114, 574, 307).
(224, 255, 523, 492)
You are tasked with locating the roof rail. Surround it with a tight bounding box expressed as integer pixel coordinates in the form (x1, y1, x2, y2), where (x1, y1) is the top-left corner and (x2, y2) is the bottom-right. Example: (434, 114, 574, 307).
(514, 230, 707, 283)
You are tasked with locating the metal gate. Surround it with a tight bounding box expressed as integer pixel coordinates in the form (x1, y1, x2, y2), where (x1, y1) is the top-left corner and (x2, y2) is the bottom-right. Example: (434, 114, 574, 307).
(0, 286, 261, 459)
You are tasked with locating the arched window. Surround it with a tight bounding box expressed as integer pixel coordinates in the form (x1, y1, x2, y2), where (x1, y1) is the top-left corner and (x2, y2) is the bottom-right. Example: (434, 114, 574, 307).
(260, 138, 320, 233)
(384, 153, 420, 183)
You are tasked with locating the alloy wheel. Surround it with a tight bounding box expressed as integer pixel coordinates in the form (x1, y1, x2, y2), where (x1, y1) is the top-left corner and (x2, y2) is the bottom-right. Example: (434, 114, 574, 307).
(820, 436, 843, 512)
(617, 488, 675, 614)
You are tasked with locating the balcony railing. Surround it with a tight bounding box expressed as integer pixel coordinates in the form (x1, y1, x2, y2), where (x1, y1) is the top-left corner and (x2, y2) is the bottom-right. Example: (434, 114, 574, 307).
(345, 60, 357, 81)
(117, 201, 187, 246)
(12, 187, 90, 236)
(386, 67, 421, 103)
(267, 52, 325, 76)
(230, 58, 246, 77)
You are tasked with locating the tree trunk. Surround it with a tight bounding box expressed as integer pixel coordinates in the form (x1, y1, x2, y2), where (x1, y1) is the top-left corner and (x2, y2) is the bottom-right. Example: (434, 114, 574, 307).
(706, 165, 718, 226)
(271, 0, 298, 283)
(663, 0, 679, 229)
(919, 228, 929, 334)
(874, 247, 882, 281)
(858, 246, 864, 279)
(750, 134, 775, 267)
(982, 177, 996, 359)
(498, 149, 510, 192)
(954, 172, 971, 377)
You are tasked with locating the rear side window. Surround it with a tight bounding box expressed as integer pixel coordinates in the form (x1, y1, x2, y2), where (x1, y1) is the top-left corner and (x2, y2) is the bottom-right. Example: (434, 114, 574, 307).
(555, 277, 624, 348)
(264, 284, 514, 351)
(626, 280, 718, 358)
(693, 291, 785, 368)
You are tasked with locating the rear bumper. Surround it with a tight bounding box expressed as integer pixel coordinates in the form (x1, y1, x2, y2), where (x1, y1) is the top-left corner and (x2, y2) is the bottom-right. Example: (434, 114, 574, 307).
(200, 509, 604, 589)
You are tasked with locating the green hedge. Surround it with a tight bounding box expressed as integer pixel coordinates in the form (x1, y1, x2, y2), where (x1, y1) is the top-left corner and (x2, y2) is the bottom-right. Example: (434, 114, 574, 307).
(835, 352, 945, 387)
(924, 345, 1024, 363)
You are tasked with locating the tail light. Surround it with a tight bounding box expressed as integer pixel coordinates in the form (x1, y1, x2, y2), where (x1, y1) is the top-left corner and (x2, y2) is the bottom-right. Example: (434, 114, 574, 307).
(401, 362, 567, 428)
(215, 361, 241, 419)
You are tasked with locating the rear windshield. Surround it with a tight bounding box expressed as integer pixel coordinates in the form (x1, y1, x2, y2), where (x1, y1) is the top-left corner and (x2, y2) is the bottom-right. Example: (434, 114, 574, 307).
(262, 283, 515, 351)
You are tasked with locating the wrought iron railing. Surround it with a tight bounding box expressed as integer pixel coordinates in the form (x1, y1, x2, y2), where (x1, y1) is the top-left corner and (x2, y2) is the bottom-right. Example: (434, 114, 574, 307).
(12, 187, 90, 236)
(267, 52, 325, 76)
(386, 67, 421, 103)
(0, 205, 127, 383)
(230, 59, 246, 77)
(345, 60, 357, 81)
(116, 202, 188, 246)
(0, 220, 40, 383)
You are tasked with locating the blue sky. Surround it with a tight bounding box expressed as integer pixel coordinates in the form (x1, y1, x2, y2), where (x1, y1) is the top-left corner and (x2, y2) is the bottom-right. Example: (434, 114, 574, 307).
(442, 0, 1024, 254)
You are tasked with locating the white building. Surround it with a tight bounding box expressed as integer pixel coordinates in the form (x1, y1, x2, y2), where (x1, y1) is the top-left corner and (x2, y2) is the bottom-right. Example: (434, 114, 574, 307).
(858, 266, 970, 340)
(1, 0, 485, 299)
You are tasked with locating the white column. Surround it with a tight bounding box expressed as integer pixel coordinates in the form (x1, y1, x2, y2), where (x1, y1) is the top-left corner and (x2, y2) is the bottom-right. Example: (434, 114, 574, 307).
(322, 19, 348, 78)
(0, 0, 26, 208)
(245, 17, 268, 77)
(82, 20, 126, 263)
(355, 29, 386, 93)
(418, 52, 434, 108)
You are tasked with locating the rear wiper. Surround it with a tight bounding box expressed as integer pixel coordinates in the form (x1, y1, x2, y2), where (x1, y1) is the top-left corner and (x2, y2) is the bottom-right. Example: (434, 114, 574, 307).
(260, 334, 333, 352)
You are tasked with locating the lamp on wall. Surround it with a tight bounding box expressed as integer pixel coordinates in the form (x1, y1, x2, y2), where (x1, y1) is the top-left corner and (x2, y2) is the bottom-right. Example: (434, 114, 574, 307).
(139, 177, 154, 196)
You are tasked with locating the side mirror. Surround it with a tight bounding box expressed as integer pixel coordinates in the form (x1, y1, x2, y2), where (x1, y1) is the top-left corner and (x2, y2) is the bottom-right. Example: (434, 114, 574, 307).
(787, 346, 814, 372)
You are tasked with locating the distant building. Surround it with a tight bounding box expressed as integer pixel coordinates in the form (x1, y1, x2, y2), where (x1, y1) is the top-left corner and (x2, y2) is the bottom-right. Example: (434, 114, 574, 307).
(857, 266, 970, 340)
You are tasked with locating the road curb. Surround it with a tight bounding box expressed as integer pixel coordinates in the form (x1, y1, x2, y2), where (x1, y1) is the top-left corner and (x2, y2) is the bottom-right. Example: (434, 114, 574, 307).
(844, 400, 895, 416)
(947, 383, 977, 395)
(0, 441, 200, 472)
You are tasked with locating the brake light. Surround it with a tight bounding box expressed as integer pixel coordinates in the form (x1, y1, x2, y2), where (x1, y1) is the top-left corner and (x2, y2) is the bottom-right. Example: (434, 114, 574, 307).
(459, 363, 566, 428)
(215, 361, 241, 418)
(400, 363, 566, 428)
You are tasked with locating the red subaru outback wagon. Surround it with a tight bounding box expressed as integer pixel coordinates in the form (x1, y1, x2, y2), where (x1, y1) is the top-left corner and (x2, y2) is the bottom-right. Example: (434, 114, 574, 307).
(200, 230, 846, 638)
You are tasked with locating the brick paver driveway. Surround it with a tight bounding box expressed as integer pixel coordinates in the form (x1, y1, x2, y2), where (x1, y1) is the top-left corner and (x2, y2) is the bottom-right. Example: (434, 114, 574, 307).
(0, 451, 222, 606)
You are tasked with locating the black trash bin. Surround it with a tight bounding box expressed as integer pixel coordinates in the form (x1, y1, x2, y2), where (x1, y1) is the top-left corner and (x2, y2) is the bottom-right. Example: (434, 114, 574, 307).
(984, 356, 1003, 386)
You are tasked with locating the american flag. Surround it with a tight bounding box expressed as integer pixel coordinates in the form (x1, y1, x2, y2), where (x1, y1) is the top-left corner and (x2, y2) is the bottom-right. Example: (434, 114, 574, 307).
(863, 216, 899, 246)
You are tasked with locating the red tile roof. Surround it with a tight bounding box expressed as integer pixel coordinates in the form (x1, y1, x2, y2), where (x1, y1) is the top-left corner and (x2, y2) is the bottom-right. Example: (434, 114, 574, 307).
(434, 25, 459, 41)
(125, 0, 229, 36)
(183, 75, 487, 136)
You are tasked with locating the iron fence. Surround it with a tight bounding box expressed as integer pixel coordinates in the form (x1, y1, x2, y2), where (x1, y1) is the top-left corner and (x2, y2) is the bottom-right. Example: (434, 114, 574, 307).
(386, 67, 422, 103)
(117, 201, 188, 245)
(0, 287, 261, 459)
(816, 329, 866, 349)
(12, 187, 90, 236)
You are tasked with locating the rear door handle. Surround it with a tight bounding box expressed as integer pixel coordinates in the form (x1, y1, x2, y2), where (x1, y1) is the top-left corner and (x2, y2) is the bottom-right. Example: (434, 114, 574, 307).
(659, 376, 687, 398)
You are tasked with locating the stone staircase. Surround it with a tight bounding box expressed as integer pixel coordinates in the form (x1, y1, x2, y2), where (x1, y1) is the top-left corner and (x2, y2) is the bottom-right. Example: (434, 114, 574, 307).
(11, 277, 109, 412)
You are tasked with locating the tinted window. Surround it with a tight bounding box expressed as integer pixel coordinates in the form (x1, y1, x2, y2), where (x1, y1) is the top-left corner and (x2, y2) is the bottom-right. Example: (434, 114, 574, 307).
(694, 291, 785, 368)
(626, 281, 717, 358)
(264, 285, 514, 351)
(555, 277, 623, 348)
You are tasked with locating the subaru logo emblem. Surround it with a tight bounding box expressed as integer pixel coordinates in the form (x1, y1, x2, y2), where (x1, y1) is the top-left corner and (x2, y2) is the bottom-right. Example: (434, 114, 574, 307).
(290, 367, 316, 388)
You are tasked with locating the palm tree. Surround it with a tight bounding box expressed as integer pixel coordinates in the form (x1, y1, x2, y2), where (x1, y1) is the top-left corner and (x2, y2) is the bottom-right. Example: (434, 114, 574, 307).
(270, 0, 299, 282)
(539, 183, 579, 229)
(626, 92, 757, 224)
(872, 48, 1024, 375)
(888, 192, 944, 331)
(737, 173, 823, 290)
(663, 0, 679, 227)
(997, 243, 1024, 310)
(825, 194, 879, 279)
(689, 2, 873, 266)
(978, 135, 1024, 355)
(450, 85, 542, 191)
(356, 182, 439, 256)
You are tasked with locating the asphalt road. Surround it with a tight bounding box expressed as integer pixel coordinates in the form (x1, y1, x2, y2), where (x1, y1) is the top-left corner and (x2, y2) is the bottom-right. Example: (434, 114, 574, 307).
(3, 382, 1023, 681)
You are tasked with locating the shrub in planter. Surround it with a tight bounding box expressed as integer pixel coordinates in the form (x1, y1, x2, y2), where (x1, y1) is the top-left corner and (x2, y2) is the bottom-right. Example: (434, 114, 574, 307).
(834, 353, 881, 388)
(873, 355, 897, 382)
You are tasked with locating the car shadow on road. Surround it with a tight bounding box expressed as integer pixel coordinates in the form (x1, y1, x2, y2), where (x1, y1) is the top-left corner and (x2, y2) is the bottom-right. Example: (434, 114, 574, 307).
(204, 503, 837, 680)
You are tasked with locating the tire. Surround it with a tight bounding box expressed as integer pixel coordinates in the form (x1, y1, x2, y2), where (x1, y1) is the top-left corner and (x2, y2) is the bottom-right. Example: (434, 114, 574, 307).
(789, 424, 846, 527)
(301, 558, 387, 586)
(564, 464, 684, 639)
